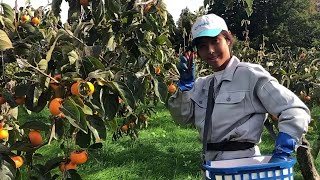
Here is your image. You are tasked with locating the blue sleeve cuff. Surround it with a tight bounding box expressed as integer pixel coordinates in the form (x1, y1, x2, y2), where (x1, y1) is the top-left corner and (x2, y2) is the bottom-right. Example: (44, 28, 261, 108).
(178, 81, 194, 91)
(273, 132, 296, 156)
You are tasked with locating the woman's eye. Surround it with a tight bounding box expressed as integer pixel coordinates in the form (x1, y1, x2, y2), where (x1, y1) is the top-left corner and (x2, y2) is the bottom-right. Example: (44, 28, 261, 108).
(198, 44, 207, 49)
(211, 39, 219, 44)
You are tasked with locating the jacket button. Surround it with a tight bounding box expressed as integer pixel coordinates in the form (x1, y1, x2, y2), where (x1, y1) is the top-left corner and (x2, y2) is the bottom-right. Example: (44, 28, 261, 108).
(199, 101, 202, 104)
(226, 97, 231, 101)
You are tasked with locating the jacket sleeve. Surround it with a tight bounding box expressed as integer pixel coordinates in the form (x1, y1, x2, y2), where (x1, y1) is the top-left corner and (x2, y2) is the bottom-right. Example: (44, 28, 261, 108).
(250, 65, 310, 141)
(167, 89, 195, 125)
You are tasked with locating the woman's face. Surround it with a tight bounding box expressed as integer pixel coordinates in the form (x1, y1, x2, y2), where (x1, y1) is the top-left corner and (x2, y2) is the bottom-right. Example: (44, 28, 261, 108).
(196, 34, 231, 71)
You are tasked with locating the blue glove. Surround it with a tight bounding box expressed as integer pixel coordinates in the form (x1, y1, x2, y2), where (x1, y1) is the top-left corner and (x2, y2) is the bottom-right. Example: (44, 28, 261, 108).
(177, 52, 195, 91)
(268, 132, 296, 163)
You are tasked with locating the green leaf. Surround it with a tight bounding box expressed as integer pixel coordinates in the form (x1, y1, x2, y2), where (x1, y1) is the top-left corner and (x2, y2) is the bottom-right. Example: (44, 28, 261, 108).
(0, 30, 13, 51)
(133, 77, 147, 103)
(280, 68, 287, 75)
(25, 85, 52, 113)
(3, 17, 15, 32)
(88, 143, 103, 149)
(242, 0, 253, 16)
(152, 78, 167, 103)
(14, 83, 28, 97)
(88, 70, 114, 80)
(0, 3, 14, 22)
(14, 72, 33, 77)
(69, 96, 93, 115)
(156, 78, 168, 103)
(204, 0, 211, 7)
(46, 29, 66, 62)
(138, 46, 150, 56)
(104, 0, 121, 19)
(38, 59, 48, 72)
(61, 98, 87, 133)
(106, 34, 116, 51)
(67, 50, 79, 65)
(54, 118, 64, 140)
(32, 164, 52, 180)
(75, 130, 91, 148)
(10, 141, 35, 152)
(52, 0, 63, 17)
(87, 115, 107, 140)
(2, 90, 17, 108)
(163, 62, 179, 74)
(84, 46, 102, 57)
(92, 0, 105, 25)
(0, 16, 4, 27)
(20, 23, 36, 33)
(0, 156, 16, 180)
(107, 81, 135, 110)
(20, 121, 50, 131)
(155, 33, 168, 45)
(65, 169, 82, 180)
(155, 49, 164, 63)
(25, 84, 52, 113)
(106, 119, 118, 133)
(0, 144, 12, 154)
(101, 87, 120, 120)
(79, 104, 93, 115)
(76, 106, 89, 133)
(79, 56, 106, 76)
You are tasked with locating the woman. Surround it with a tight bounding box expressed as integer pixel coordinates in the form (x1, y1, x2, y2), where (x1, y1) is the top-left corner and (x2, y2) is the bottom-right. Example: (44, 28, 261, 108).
(168, 14, 310, 165)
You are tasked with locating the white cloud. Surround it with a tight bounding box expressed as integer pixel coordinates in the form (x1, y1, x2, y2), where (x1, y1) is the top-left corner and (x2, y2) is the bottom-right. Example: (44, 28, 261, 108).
(1, 0, 203, 24)
(163, 0, 203, 23)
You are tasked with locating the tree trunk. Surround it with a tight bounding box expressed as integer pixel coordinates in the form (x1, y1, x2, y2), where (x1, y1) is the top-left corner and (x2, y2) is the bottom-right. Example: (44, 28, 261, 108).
(297, 136, 320, 180)
(311, 135, 320, 159)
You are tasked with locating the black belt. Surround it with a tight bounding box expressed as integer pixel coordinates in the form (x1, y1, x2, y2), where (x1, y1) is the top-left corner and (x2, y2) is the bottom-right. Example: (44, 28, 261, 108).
(207, 141, 255, 151)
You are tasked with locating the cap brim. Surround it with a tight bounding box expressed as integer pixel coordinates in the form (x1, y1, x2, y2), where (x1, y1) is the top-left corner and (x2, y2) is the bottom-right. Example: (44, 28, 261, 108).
(194, 29, 222, 38)
(192, 29, 223, 46)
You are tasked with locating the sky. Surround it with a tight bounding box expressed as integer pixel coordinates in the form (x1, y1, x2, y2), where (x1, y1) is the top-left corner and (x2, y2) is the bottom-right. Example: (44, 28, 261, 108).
(163, 0, 203, 22)
(2, 0, 203, 23)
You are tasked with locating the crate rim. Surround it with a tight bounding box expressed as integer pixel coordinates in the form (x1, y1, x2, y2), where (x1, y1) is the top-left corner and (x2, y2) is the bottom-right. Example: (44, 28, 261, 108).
(203, 156, 296, 174)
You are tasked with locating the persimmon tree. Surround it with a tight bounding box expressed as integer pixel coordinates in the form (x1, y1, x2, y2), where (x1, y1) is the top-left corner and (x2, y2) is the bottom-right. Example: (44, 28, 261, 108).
(0, 0, 179, 178)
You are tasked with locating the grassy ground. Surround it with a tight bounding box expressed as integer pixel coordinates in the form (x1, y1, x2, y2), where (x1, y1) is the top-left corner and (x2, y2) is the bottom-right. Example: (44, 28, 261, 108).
(18, 105, 319, 180)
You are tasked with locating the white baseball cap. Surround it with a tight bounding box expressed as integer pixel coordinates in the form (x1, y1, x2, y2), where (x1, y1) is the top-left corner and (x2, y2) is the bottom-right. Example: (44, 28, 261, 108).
(191, 14, 228, 42)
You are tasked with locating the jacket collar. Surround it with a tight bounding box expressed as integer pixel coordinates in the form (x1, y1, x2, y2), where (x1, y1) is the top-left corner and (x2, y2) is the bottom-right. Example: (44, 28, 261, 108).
(203, 56, 240, 90)
(221, 56, 240, 81)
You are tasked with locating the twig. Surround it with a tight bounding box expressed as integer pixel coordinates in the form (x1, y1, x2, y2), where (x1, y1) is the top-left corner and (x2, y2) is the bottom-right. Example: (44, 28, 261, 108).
(16, 58, 59, 83)
(106, 53, 120, 69)
(1, 51, 4, 77)
(57, 24, 86, 47)
(136, 0, 154, 6)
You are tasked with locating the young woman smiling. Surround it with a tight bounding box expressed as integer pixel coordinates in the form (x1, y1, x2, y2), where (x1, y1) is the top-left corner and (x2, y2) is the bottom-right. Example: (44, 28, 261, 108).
(168, 13, 310, 174)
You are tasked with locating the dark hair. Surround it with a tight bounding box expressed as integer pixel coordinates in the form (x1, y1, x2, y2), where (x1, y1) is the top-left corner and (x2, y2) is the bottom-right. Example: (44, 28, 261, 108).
(220, 30, 235, 47)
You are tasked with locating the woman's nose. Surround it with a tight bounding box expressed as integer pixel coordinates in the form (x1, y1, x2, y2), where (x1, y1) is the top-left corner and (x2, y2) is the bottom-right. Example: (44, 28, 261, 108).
(208, 44, 215, 55)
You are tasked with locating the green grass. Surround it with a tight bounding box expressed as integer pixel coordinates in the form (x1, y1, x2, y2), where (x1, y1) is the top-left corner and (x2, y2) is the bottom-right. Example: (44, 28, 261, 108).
(18, 105, 320, 179)
(78, 107, 203, 180)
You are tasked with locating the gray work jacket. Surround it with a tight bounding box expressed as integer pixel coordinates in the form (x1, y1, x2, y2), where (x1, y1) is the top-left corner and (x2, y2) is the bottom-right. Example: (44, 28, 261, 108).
(168, 56, 310, 148)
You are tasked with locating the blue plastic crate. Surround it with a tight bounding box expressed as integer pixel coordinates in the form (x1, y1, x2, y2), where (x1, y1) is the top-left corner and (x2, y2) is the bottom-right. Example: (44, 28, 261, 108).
(203, 155, 295, 180)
